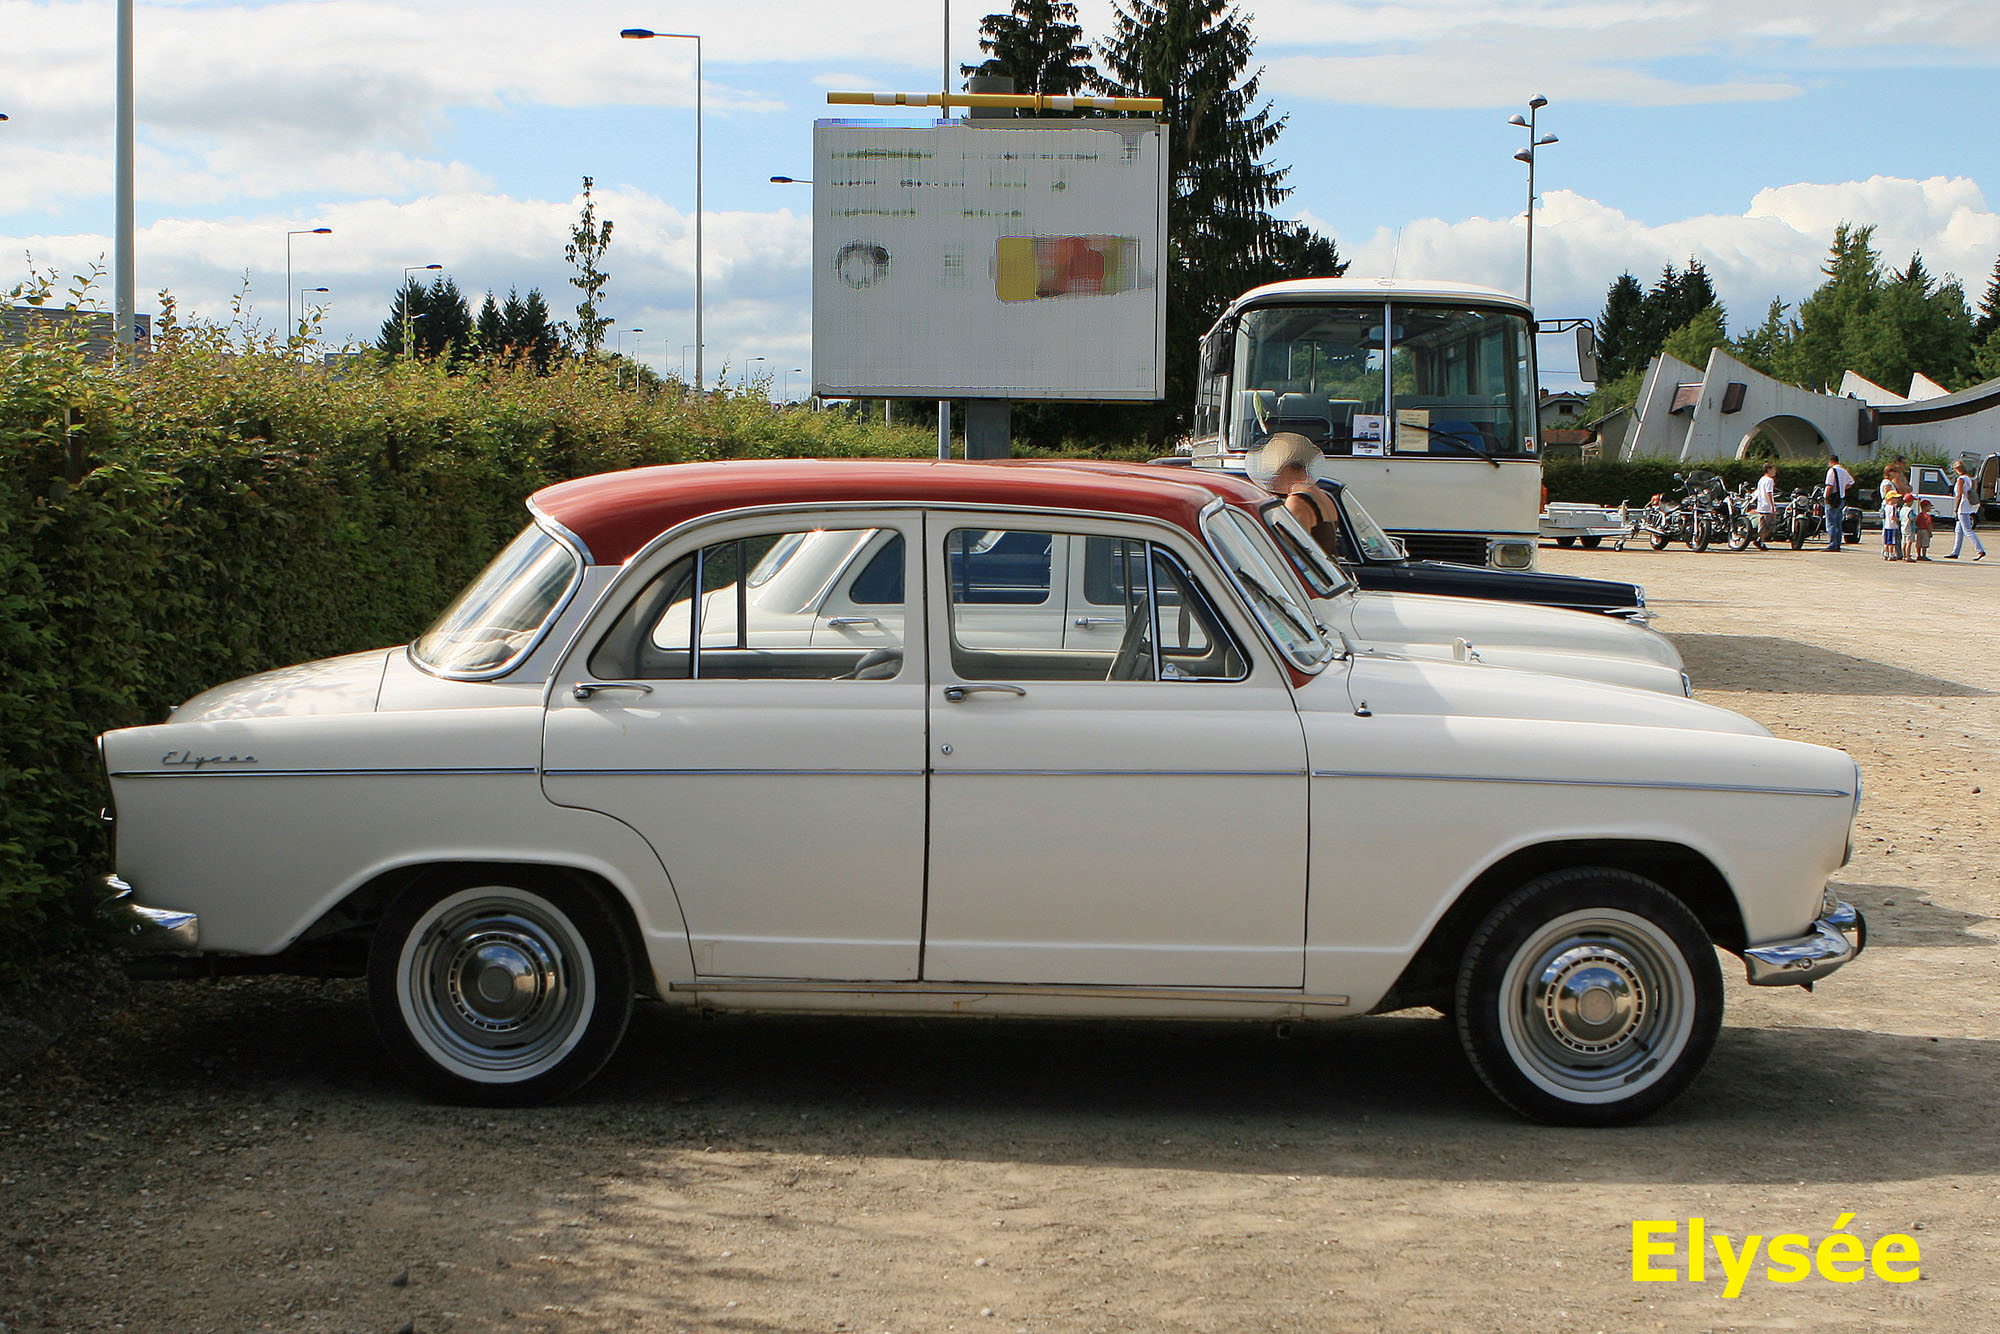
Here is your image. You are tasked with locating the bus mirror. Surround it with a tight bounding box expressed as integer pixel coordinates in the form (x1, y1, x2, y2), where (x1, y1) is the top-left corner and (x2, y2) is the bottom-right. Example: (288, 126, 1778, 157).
(1576, 325, 1600, 383)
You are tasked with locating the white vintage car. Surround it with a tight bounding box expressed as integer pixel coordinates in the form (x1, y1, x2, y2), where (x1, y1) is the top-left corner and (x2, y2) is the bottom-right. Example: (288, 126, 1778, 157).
(1060, 463, 1691, 696)
(95, 459, 1865, 1124)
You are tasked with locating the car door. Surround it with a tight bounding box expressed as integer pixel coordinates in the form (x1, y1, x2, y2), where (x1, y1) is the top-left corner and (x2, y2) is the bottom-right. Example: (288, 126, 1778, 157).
(922, 512, 1310, 988)
(541, 511, 927, 981)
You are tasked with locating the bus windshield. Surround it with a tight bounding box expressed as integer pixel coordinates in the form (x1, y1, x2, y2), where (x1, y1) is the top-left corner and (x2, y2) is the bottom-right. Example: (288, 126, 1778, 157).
(1227, 301, 1535, 462)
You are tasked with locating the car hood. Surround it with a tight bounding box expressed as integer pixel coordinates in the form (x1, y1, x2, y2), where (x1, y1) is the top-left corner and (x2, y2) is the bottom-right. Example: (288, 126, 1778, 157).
(1398, 559, 1640, 608)
(1334, 589, 1683, 669)
(1323, 653, 1765, 736)
(169, 648, 394, 723)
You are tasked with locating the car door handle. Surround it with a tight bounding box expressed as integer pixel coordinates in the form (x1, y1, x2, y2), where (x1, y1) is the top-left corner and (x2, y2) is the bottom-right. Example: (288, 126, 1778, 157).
(571, 681, 656, 701)
(942, 684, 1027, 703)
(1072, 616, 1122, 627)
(825, 616, 881, 628)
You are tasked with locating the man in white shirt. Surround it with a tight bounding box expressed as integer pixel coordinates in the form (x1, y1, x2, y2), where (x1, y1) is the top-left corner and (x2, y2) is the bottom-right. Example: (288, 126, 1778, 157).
(1944, 459, 1987, 560)
(1823, 454, 1855, 550)
(1753, 463, 1778, 550)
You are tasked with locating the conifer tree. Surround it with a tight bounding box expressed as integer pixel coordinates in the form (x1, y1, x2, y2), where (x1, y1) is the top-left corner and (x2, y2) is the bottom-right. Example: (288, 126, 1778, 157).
(963, 1, 1097, 108)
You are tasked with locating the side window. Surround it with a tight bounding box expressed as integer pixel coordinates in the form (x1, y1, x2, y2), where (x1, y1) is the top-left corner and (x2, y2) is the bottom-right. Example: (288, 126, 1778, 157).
(848, 533, 905, 605)
(589, 528, 905, 681)
(947, 529, 1052, 605)
(947, 527, 1243, 683)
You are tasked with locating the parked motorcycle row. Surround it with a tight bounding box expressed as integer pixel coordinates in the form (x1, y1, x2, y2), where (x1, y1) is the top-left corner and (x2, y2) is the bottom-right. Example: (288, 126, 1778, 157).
(1632, 471, 1859, 552)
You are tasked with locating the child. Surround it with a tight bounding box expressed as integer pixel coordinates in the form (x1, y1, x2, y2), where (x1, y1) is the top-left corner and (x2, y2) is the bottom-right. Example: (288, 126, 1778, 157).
(1916, 499, 1936, 560)
(1899, 493, 1918, 561)
(1881, 484, 1902, 560)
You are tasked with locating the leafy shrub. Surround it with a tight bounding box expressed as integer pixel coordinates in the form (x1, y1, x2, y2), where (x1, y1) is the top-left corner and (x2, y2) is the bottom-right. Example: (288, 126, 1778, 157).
(0, 295, 937, 971)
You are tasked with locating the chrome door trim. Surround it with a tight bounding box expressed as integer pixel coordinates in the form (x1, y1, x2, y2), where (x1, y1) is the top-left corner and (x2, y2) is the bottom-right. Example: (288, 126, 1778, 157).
(672, 978, 1349, 1006)
(1310, 770, 1855, 799)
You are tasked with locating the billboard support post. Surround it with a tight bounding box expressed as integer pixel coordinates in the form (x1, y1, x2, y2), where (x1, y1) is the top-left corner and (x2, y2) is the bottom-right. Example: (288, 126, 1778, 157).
(937, 400, 951, 460)
(965, 399, 1011, 458)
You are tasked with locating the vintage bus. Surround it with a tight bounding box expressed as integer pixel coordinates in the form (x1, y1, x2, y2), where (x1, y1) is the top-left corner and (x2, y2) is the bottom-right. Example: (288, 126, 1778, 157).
(1188, 278, 1556, 571)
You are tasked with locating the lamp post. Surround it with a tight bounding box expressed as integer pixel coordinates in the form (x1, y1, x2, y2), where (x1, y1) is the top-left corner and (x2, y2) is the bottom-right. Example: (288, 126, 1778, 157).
(298, 287, 328, 347)
(401, 264, 443, 357)
(114, 0, 134, 354)
(1507, 96, 1557, 310)
(286, 227, 332, 349)
(621, 27, 703, 393)
(743, 355, 767, 394)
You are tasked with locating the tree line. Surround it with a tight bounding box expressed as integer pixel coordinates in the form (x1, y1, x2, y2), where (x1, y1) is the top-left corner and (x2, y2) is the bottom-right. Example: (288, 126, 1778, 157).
(1591, 227, 2000, 417)
(373, 176, 623, 377)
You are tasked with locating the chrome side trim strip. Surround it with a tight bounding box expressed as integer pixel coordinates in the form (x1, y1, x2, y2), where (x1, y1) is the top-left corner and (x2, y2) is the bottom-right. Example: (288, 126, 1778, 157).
(938, 768, 1305, 778)
(1310, 770, 1854, 799)
(674, 978, 1348, 1006)
(544, 767, 923, 778)
(111, 766, 538, 779)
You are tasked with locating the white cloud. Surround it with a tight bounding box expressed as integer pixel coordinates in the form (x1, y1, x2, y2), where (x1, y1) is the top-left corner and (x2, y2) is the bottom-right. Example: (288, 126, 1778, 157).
(1340, 175, 2000, 333)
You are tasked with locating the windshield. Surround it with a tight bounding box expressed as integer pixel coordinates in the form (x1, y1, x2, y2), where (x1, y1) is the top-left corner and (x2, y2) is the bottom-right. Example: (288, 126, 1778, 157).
(412, 524, 580, 676)
(1332, 487, 1405, 563)
(1205, 508, 1336, 671)
(1258, 501, 1353, 598)
(1228, 301, 1535, 460)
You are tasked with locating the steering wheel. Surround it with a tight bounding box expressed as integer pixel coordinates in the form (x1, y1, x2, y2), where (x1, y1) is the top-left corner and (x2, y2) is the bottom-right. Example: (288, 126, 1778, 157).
(836, 647, 903, 681)
(1106, 610, 1153, 681)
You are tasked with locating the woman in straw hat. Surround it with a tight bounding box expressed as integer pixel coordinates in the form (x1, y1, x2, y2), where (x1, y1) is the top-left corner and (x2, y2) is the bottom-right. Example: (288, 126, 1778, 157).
(1254, 432, 1343, 557)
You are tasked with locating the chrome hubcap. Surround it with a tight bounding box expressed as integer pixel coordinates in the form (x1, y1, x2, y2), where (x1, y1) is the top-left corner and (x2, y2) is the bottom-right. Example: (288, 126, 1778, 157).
(399, 889, 594, 1079)
(1536, 947, 1646, 1055)
(1497, 908, 1695, 1102)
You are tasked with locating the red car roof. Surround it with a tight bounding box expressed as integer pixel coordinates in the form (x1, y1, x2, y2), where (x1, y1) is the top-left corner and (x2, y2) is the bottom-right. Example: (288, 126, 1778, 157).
(530, 458, 1229, 565)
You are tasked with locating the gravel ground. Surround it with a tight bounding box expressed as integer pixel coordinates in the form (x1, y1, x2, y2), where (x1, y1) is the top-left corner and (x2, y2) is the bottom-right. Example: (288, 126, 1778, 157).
(1, 538, 1994, 1333)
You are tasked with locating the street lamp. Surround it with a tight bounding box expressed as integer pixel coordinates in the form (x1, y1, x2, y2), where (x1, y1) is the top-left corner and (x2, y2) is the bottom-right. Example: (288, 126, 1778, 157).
(1507, 96, 1558, 310)
(401, 264, 443, 356)
(622, 27, 704, 393)
(286, 227, 332, 349)
(298, 287, 329, 340)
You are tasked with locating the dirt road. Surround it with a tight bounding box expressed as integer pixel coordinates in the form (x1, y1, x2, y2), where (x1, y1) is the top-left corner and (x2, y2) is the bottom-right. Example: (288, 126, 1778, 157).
(2, 541, 1995, 1333)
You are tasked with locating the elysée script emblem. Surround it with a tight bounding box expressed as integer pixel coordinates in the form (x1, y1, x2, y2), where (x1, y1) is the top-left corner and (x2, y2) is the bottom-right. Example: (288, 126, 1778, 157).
(160, 750, 259, 770)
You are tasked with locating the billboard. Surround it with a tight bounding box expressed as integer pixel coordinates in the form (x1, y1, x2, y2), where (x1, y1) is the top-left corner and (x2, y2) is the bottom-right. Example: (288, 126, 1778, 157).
(811, 120, 1168, 401)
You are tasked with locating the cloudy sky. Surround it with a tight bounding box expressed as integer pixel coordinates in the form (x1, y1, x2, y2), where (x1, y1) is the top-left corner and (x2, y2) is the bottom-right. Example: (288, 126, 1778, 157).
(3, 0, 1997, 394)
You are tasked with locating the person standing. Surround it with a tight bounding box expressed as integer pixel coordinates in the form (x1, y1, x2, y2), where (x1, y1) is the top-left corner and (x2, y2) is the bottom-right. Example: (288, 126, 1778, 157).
(1753, 463, 1778, 550)
(1824, 453, 1855, 550)
(1944, 459, 1987, 560)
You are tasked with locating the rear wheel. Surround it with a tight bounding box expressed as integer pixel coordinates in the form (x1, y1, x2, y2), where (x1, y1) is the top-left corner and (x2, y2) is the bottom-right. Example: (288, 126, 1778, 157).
(1454, 868, 1722, 1125)
(368, 872, 634, 1105)
(1579, 534, 1603, 549)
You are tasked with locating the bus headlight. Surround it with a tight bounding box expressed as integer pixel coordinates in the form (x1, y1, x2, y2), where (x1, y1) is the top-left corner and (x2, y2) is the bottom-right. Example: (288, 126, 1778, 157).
(1488, 539, 1535, 570)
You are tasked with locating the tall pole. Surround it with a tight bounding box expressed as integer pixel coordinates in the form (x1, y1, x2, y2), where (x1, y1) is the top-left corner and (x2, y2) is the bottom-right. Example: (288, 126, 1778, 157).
(114, 0, 135, 355)
(1509, 96, 1555, 311)
(620, 30, 703, 393)
(286, 228, 331, 350)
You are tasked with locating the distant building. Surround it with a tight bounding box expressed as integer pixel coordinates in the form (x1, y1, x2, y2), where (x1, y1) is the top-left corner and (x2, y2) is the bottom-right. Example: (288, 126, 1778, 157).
(0, 305, 152, 360)
(1537, 389, 1588, 434)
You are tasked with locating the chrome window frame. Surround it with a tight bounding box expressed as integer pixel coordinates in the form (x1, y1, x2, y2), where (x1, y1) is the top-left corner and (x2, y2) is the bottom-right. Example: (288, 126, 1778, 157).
(408, 508, 590, 682)
(1200, 502, 1336, 673)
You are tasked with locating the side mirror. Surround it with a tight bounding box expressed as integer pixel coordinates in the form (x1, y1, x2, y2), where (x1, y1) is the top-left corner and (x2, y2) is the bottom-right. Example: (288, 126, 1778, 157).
(1575, 325, 1599, 384)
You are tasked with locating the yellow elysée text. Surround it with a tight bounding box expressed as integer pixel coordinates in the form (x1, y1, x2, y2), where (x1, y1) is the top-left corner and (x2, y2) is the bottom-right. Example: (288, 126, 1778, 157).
(1631, 1214, 1920, 1297)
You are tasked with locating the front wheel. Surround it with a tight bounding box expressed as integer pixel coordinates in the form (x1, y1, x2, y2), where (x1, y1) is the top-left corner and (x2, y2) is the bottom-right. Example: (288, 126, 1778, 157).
(1554, 535, 1577, 549)
(1647, 531, 1669, 551)
(1727, 520, 1752, 551)
(368, 872, 635, 1105)
(1453, 869, 1722, 1125)
(1690, 518, 1711, 552)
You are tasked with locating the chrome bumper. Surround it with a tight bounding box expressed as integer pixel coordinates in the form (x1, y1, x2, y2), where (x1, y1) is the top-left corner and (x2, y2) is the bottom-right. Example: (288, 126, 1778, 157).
(1743, 897, 1865, 986)
(90, 874, 200, 954)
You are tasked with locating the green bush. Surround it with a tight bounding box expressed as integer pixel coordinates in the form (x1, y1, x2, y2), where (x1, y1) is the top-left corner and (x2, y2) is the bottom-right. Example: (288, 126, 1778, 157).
(0, 303, 939, 972)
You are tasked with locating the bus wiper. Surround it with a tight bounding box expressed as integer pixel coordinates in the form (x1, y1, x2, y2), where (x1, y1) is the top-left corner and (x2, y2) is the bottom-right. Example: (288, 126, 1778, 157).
(1403, 421, 1503, 468)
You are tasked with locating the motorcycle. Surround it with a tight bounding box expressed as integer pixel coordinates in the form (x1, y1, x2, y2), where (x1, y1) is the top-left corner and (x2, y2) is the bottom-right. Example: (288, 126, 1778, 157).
(1638, 471, 1730, 551)
(1782, 485, 1863, 548)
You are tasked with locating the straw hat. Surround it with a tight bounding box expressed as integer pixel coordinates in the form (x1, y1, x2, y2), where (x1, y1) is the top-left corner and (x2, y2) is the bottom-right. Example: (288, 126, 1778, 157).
(1248, 432, 1326, 491)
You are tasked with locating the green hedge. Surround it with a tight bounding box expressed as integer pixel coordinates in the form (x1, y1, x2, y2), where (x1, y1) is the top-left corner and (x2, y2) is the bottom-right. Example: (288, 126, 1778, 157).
(1543, 458, 1895, 507)
(0, 315, 939, 972)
